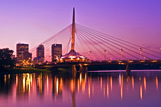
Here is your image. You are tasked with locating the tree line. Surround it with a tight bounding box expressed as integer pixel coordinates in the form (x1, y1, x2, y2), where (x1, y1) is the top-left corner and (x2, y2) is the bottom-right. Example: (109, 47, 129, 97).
(0, 48, 15, 69)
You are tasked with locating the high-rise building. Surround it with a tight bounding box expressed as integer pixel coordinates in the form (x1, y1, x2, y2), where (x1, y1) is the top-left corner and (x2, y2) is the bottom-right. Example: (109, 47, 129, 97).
(52, 44, 62, 62)
(16, 43, 32, 63)
(36, 44, 44, 63)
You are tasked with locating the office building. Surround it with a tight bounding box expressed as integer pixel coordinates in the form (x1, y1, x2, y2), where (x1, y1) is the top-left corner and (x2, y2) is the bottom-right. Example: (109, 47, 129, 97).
(37, 44, 44, 63)
(16, 43, 32, 63)
(52, 44, 62, 62)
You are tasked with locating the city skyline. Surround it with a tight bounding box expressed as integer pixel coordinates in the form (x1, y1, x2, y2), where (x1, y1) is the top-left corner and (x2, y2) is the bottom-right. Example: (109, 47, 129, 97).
(0, 0, 161, 55)
(0, 1, 161, 107)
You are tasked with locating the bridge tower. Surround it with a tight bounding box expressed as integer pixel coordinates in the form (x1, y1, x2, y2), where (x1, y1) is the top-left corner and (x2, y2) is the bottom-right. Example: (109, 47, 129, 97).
(61, 8, 88, 63)
(71, 8, 76, 51)
(59, 8, 89, 73)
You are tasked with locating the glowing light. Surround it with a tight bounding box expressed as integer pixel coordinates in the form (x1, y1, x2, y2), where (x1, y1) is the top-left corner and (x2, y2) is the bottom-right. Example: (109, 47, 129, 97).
(70, 80, 75, 93)
(144, 77, 146, 91)
(156, 76, 158, 91)
(4, 75, 6, 84)
(77, 80, 80, 92)
(82, 81, 86, 93)
(121, 86, 123, 99)
(140, 60, 145, 63)
(110, 76, 112, 91)
(88, 84, 91, 98)
(83, 64, 88, 66)
(56, 78, 59, 95)
(69, 56, 76, 59)
(119, 74, 121, 86)
(23, 75, 25, 93)
(120, 63, 125, 65)
(100, 77, 102, 89)
(129, 60, 133, 63)
(132, 76, 134, 90)
(80, 56, 85, 58)
(140, 85, 143, 100)
(60, 78, 63, 93)
(152, 60, 157, 63)
(121, 75, 123, 100)
(16, 74, 18, 88)
(30, 74, 32, 85)
(8, 74, 10, 79)
(85, 73, 87, 81)
(80, 73, 82, 83)
(46, 75, 49, 94)
(107, 83, 109, 98)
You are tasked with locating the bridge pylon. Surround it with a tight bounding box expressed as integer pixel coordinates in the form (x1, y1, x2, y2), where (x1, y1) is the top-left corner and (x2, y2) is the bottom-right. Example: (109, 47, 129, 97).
(59, 8, 89, 63)
(71, 8, 76, 51)
(126, 64, 131, 75)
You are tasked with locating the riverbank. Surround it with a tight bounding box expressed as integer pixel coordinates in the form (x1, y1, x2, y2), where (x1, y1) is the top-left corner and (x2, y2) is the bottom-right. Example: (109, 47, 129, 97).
(0, 67, 51, 74)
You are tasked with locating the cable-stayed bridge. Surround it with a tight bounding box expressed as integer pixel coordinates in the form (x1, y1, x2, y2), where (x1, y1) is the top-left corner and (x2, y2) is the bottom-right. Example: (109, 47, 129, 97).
(30, 8, 161, 73)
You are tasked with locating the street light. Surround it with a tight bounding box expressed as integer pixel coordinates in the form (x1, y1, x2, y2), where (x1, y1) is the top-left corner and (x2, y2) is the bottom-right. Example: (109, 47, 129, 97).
(120, 48, 123, 60)
(89, 51, 92, 62)
(144, 56, 146, 60)
(104, 50, 107, 60)
(139, 48, 142, 60)
(160, 48, 161, 60)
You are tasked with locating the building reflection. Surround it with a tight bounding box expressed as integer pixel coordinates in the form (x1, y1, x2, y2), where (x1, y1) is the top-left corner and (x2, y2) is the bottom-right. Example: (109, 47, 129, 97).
(0, 74, 15, 95)
(140, 85, 143, 100)
(107, 82, 109, 98)
(132, 76, 134, 90)
(144, 76, 146, 91)
(156, 76, 158, 91)
(120, 74, 124, 99)
(52, 76, 63, 100)
(0, 71, 160, 106)
(37, 73, 44, 95)
(16, 73, 33, 98)
(110, 76, 112, 91)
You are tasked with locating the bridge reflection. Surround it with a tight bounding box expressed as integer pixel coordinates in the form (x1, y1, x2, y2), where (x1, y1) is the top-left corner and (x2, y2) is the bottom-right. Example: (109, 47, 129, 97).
(0, 72, 160, 106)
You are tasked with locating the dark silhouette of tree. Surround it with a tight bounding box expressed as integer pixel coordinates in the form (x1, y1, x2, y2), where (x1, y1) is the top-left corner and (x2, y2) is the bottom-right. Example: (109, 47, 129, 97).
(0, 48, 15, 69)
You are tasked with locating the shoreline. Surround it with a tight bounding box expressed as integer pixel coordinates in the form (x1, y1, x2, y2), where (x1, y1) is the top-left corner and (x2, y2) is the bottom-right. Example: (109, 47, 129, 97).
(0, 67, 51, 74)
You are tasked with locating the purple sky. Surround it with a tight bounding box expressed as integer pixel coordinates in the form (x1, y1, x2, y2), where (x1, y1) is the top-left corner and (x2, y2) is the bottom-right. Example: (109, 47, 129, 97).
(0, 0, 161, 55)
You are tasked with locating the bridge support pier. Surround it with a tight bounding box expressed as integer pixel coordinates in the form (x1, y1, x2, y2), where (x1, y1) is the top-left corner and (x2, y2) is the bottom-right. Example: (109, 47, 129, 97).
(126, 64, 131, 75)
(79, 64, 88, 73)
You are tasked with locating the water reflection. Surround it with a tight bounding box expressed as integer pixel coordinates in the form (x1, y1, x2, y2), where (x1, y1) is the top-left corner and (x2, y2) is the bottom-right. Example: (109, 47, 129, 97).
(0, 71, 161, 107)
(156, 76, 158, 91)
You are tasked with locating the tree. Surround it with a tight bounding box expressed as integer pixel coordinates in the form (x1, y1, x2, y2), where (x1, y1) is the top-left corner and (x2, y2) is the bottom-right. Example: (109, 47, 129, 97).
(0, 48, 15, 69)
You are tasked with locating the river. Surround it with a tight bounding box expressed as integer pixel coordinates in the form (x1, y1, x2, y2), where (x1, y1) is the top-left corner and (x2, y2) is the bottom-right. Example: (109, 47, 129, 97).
(0, 70, 161, 107)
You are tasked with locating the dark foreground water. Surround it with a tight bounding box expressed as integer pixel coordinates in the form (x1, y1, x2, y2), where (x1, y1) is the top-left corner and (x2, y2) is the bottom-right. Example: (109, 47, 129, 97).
(0, 70, 161, 107)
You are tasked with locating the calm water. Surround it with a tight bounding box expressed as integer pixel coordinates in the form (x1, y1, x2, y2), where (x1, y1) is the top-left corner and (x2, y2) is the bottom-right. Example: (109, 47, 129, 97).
(0, 70, 161, 107)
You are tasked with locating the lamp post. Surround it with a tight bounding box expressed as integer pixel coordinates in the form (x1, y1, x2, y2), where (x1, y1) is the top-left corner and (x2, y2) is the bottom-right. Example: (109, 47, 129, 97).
(104, 50, 107, 60)
(139, 48, 142, 60)
(160, 48, 161, 60)
(120, 49, 123, 60)
(89, 51, 92, 62)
